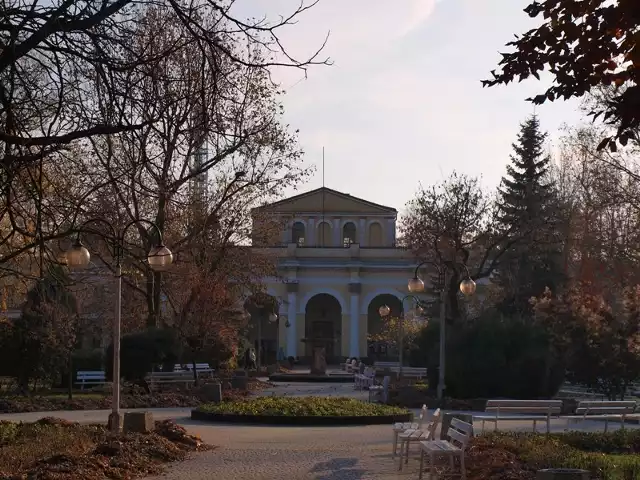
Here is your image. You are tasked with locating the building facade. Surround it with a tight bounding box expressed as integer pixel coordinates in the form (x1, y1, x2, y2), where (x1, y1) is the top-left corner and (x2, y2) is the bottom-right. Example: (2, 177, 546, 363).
(252, 187, 422, 363)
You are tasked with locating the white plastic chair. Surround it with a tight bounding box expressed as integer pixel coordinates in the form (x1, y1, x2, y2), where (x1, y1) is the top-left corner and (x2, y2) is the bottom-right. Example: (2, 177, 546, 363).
(392, 404, 427, 457)
(368, 375, 390, 403)
(397, 408, 441, 471)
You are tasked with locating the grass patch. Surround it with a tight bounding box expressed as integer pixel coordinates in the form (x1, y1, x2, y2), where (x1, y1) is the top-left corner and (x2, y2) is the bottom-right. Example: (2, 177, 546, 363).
(0, 417, 212, 479)
(196, 396, 409, 417)
(470, 432, 640, 480)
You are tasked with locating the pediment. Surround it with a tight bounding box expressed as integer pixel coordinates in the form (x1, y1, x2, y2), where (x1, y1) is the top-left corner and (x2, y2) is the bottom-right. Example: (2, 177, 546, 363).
(258, 188, 396, 215)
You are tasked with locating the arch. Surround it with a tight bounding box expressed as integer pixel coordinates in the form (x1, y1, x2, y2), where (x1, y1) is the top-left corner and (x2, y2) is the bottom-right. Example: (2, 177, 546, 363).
(243, 293, 280, 367)
(360, 288, 405, 315)
(366, 293, 404, 362)
(299, 287, 347, 314)
(304, 293, 343, 359)
(291, 221, 305, 246)
(368, 221, 384, 247)
(342, 221, 357, 247)
(317, 221, 332, 247)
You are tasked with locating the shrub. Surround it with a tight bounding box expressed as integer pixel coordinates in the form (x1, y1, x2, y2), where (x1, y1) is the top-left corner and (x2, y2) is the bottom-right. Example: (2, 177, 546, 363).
(554, 429, 640, 454)
(71, 349, 104, 373)
(480, 432, 640, 479)
(0, 267, 77, 391)
(106, 328, 181, 381)
(196, 396, 409, 417)
(0, 421, 19, 445)
(410, 313, 565, 399)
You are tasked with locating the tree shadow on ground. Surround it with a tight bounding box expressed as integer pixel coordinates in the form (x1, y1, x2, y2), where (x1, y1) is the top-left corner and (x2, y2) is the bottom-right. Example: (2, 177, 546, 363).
(310, 457, 366, 479)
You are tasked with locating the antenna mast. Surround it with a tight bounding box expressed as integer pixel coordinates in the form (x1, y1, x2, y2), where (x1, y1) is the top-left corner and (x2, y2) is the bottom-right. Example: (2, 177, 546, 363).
(321, 147, 326, 246)
(322, 146, 325, 214)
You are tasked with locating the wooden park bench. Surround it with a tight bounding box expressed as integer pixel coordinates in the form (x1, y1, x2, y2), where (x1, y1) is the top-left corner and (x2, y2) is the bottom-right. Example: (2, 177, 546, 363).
(564, 400, 637, 432)
(373, 361, 426, 379)
(473, 399, 563, 434)
(75, 371, 107, 390)
(174, 363, 212, 372)
(373, 361, 400, 370)
(146, 371, 195, 391)
(399, 367, 427, 379)
(354, 367, 375, 390)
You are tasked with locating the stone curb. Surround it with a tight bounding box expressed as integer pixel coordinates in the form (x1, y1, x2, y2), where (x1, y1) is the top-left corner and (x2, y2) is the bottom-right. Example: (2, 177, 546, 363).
(191, 409, 412, 426)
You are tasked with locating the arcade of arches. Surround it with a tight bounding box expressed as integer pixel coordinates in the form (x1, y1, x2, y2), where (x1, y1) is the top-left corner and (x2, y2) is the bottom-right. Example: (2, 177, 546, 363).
(242, 291, 409, 363)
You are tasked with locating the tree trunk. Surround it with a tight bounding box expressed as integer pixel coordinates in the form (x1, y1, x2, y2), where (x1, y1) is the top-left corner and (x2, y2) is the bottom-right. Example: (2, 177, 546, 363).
(192, 357, 199, 387)
(67, 352, 73, 401)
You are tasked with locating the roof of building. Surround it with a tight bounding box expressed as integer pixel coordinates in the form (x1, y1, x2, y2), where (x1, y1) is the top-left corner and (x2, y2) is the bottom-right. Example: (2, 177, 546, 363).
(253, 187, 397, 214)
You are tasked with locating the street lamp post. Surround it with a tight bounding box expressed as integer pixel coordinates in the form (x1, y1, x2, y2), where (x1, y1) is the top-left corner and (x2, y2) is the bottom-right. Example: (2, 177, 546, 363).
(64, 218, 173, 431)
(379, 296, 427, 378)
(257, 310, 278, 372)
(407, 260, 476, 401)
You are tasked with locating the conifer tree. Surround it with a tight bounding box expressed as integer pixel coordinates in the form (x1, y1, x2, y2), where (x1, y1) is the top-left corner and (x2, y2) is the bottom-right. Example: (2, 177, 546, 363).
(496, 115, 563, 315)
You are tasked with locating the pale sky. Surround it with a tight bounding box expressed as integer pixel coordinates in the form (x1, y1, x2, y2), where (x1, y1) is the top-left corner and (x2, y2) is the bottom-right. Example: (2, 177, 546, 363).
(233, 0, 583, 214)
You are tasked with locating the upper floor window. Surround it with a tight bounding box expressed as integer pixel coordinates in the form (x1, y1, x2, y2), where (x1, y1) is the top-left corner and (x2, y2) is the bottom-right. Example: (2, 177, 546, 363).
(292, 221, 305, 246)
(342, 222, 356, 247)
(368, 222, 384, 247)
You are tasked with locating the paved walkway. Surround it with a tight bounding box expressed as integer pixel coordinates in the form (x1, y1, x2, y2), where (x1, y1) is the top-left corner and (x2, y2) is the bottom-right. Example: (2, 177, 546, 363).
(1, 382, 637, 480)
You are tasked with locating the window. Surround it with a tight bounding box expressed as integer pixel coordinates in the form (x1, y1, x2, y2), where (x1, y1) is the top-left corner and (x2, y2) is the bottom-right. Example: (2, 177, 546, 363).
(292, 222, 305, 246)
(368, 222, 383, 247)
(342, 222, 356, 247)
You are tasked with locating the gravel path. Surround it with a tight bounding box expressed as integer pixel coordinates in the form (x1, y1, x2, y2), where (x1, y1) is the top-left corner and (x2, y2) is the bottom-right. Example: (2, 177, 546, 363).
(144, 422, 416, 480)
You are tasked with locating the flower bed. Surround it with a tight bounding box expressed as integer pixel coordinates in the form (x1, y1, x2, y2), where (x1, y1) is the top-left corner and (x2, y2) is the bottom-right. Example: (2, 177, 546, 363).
(192, 396, 412, 425)
(0, 417, 212, 479)
(468, 431, 640, 480)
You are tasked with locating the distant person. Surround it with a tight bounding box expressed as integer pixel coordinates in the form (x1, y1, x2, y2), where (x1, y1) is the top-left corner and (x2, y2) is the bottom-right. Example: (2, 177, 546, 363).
(245, 348, 257, 370)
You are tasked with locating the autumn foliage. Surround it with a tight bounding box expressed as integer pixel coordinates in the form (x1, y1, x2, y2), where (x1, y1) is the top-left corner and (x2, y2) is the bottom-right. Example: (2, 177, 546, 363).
(484, 0, 640, 150)
(532, 284, 640, 399)
(368, 314, 426, 355)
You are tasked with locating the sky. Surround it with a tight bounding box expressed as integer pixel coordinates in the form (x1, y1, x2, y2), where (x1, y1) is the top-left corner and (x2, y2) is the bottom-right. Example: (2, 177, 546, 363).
(232, 0, 585, 215)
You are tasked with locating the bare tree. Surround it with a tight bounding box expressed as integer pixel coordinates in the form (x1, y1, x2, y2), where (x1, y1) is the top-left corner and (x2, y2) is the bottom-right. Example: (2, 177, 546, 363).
(556, 126, 640, 301)
(401, 172, 518, 321)
(71, 6, 309, 325)
(0, 0, 327, 276)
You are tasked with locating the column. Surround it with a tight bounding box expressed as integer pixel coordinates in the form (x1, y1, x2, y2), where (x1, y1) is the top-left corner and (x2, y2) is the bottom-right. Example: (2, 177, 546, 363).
(359, 218, 367, 246)
(333, 218, 341, 246)
(286, 283, 298, 357)
(387, 218, 396, 245)
(307, 218, 315, 246)
(348, 283, 361, 358)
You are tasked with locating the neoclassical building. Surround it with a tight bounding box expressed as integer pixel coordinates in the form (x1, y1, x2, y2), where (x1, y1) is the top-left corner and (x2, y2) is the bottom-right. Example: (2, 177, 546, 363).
(252, 187, 421, 363)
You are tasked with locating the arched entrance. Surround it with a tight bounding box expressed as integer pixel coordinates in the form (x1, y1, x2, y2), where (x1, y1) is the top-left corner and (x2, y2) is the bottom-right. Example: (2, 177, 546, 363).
(304, 294, 342, 360)
(367, 294, 403, 361)
(244, 293, 279, 368)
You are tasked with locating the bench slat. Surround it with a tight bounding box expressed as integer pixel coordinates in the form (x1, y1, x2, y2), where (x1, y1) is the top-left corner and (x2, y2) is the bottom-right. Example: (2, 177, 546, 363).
(578, 401, 636, 408)
(486, 406, 562, 414)
(486, 400, 562, 407)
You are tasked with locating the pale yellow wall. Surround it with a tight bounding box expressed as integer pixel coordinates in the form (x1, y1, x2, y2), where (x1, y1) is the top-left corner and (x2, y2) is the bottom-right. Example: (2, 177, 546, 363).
(341, 313, 350, 357)
(359, 313, 369, 357)
(295, 312, 305, 357)
(263, 264, 421, 360)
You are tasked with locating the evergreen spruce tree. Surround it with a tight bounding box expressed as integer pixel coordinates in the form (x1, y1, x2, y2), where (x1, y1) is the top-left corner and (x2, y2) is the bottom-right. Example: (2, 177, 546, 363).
(496, 115, 563, 315)
(8, 266, 77, 392)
